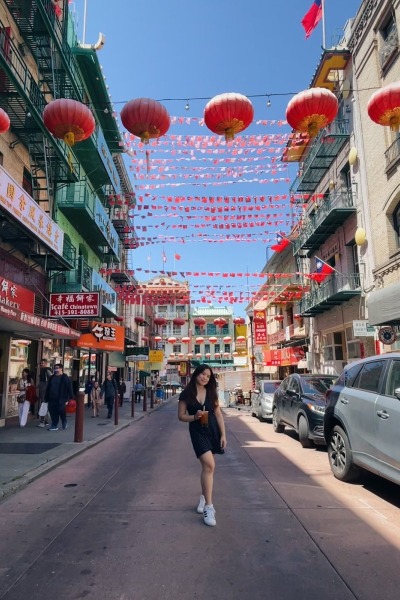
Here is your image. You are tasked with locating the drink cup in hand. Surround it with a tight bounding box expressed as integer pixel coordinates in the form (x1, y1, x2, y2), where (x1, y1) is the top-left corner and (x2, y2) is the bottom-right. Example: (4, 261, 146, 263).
(200, 410, 209, 427)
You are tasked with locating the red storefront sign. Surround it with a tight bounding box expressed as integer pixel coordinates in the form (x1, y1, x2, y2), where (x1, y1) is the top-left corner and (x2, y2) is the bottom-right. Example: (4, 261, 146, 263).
(49, 292, 100, 317)
(254, 309, 267, 344)
(263, 346, 305, 366)
(0, 276, 35, 314)
(0, 303, 80, 338)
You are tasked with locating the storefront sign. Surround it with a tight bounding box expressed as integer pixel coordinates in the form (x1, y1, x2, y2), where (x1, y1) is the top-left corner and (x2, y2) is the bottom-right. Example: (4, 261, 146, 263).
(149, 350, 164, 363)
(126, 346, 149, 361)
(0, 303, 79, 338)
(91, 270, 117, 315)
(378, 326, 397, 345)
(73, 323, 125, 351)
(353, 320, 375, 337)
(0, 165, 64, 256)
(0, 276, 35, 314)
(49, 292, 100, 317)
(94, 197, 120, 257)
(254, 309, 267, 344)
(263, 347, 305, 366)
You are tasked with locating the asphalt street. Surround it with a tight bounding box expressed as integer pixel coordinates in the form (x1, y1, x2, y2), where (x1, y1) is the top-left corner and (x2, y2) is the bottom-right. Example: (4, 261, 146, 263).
(0, 401, 400, 600)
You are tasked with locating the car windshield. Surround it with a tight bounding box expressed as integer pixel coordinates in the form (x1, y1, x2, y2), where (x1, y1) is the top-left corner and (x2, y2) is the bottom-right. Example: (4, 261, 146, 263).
(263, 382, 281, 393)
(302, 377, 335, 394)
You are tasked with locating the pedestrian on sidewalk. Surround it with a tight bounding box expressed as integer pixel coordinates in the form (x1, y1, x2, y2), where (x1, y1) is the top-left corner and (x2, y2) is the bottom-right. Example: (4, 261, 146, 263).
(45, 363, 74, 431)
(134, 379, 143, 403)
(84, 376, 95, 408)
(17, 368, 34, 427)
(90, 381, 101, 417)
(37, 358, 52, 427)
(101, 372, 118, 419)
(178, 364, 227, 528)
(118, 378, 126, 407)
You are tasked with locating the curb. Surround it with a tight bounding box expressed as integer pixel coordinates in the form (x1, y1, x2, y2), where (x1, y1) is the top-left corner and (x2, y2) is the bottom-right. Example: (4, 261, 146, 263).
(0, 398, 173, 503)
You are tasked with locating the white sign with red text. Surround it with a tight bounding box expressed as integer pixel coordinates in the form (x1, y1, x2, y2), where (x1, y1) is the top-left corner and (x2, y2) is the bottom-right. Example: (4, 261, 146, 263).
(49, 292, 100, 317)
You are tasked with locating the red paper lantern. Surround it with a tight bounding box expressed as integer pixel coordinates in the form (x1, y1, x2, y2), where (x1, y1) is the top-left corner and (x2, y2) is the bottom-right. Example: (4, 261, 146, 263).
(208, 336, 218, 344)
(223, 336, 232, 343)
(286, 88, 339, 137)
(181, 336, 191, 343)
(154, 317, 167, 326)
(195, 337, 205, 344)
(114, 316, 124, 322)
(43, 99, 95, 146)
(215, 352, 221, 358)
(367, 82, 400, 131)
(205, 353, 211, 358)
(168, 336, 177, 343)
(294, 313, 303, 320)
(193, 317, 206, 327)
(275, 315, 284, 321)
(154, 335, 162, 342)
(204, 92, 254, 142)
(120, 98, 170, 144)
(0, 108, 10, 133)
(214, 317, 227, 328)
(236, 335, 246, 342)
(66, 399, 76, 414)
(187, 352, 194, 358)
(233, 317, 245, 325)
(173, 317, 186, 326)
(135, 316, 145, 325)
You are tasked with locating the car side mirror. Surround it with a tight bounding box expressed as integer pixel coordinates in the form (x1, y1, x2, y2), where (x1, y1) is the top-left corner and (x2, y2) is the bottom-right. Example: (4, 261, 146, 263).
(286, 389, 299, 398)
(394, 387, 400, 400)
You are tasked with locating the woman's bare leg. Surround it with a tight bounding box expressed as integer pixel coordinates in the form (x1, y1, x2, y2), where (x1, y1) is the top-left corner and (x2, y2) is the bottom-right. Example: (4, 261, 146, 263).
(199, 451, 215, 505)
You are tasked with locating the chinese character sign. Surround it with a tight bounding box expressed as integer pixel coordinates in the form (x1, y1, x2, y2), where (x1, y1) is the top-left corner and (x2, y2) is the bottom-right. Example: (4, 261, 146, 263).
(49, 293, 100, 317)
(0, 165, 64, 256)
(254, 310, 267, 345)
(0, 276, 35, 314)
(73, 323, 125, 351)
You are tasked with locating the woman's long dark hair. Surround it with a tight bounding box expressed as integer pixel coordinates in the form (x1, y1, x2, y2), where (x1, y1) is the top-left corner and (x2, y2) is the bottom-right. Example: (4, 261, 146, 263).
(183, 364, 218, 408)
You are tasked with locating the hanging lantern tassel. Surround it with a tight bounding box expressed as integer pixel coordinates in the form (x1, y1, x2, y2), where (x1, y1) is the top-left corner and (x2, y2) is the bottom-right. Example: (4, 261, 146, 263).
(146, 149, 151, 174)
(64, 131, 76, 172)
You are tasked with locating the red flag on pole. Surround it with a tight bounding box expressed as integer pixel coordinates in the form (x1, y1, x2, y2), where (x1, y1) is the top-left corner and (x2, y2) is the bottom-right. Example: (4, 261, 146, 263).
(301, 0, 323, 38)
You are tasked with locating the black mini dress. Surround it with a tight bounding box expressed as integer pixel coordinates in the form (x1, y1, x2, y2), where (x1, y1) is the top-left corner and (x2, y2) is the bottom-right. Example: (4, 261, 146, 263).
(179, 390, 224, 458)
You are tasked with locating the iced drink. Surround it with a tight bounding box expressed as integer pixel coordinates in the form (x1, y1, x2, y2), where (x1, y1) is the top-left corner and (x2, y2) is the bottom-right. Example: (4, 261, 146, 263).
(200, 410, 209, 426)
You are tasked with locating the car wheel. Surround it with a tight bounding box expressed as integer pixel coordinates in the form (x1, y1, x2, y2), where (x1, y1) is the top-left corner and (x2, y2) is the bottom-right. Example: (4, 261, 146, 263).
(272, 407, 285, 433)
(328, 425, 360, 482)
(298, 415, 313, 448)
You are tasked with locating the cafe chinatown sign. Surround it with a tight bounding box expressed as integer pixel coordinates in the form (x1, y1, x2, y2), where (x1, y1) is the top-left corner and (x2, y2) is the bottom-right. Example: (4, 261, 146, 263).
(49, 293, 100, 318)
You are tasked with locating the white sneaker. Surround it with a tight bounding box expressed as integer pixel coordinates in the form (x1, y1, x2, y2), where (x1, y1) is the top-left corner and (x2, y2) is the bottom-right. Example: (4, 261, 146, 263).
(197, 494, 205, 514)
(203, 505, 216, 527)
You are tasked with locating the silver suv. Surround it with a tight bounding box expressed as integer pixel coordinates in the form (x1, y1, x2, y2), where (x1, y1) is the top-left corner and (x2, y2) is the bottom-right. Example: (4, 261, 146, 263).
(251, 380, 281, 421)
(324, 353, 400, 485)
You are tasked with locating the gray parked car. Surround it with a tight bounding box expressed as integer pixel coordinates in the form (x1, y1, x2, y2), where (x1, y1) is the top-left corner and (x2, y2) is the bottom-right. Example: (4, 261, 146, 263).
(251, 380, 281, 421)
(324, 353, 400, 485)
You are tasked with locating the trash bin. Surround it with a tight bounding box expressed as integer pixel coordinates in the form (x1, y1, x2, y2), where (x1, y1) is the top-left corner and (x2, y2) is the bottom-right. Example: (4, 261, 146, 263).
(156, 388, 164, 401)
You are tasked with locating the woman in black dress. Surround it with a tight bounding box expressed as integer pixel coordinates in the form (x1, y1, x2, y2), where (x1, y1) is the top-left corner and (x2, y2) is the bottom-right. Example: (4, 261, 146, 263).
(178, 364, 226, 527)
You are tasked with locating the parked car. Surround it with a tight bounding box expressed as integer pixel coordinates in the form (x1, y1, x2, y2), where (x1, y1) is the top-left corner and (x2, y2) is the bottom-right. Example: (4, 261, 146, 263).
(251, 380, 281, 421)
(324, 353, 400, 485)
(272, 374, 336, 447)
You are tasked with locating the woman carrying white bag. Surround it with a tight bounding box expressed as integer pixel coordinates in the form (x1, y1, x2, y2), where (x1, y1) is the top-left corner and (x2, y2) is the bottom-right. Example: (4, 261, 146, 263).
(17, 368, 34, 427)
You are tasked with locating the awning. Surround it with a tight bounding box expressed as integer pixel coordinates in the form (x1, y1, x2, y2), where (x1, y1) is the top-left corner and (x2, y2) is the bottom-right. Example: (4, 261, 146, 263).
(0, 304, 79, 340)
(367, 283, 400, 326)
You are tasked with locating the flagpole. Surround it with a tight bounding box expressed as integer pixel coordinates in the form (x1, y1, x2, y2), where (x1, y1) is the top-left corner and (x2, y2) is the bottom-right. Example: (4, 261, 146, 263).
(82, 0, 87, 44)
(321, 0, 326, 49)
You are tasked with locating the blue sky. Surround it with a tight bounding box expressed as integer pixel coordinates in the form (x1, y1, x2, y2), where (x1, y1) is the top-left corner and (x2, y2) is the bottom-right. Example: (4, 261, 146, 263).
(72, 0, 361, 315)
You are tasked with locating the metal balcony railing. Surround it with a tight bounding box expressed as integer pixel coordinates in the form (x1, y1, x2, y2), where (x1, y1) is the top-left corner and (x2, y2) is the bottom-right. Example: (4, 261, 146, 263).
(52, 256, 93, 293)
(293, 188, 355, 253)
(385, 137, 400, 171)
(300, 273, 361, 315)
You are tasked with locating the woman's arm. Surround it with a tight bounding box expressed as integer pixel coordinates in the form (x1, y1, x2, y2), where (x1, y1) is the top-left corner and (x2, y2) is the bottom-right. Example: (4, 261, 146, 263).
(178, 399, 202, 423)
(214, 405, 227, 449)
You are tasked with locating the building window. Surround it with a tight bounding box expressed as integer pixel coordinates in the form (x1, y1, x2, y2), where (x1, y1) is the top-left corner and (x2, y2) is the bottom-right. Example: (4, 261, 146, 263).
(345, 327, 360, 360)
(379, 13, 399, 69)
(393, 201, 400, 247)
(22, 167, 33, 197)
(204, 344, 210, 354)
(172, 325, 181, 336)
(173, 344, 181, 354)
(323, 331, 344, 361)
(194, 344, 200, 354)
(215, 344, 221, 354)
(340, 163, 351, 191)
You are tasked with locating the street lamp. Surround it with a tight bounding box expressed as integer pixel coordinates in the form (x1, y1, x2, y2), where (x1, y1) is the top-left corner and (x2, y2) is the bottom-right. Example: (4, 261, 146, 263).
(247, 308, 256, 390)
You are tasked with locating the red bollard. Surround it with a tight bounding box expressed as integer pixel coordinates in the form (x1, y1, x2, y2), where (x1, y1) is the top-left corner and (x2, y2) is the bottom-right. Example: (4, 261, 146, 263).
(150, 387, 154, 409)
(74, 391, 85, 443)
(143, 387, 147, 412)
(114, 392, 118, 426)
(131, 389, 135, 417)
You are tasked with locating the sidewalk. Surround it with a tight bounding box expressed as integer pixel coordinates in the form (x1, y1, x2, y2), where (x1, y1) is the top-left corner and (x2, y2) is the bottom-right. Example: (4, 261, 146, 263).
(0, 395, 174, 501)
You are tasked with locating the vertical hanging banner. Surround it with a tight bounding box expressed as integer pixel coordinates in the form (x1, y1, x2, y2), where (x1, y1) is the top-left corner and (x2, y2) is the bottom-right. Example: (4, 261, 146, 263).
(254, 309, 267, 344)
